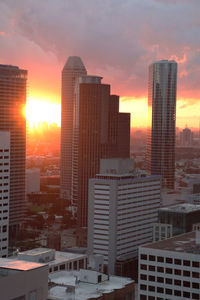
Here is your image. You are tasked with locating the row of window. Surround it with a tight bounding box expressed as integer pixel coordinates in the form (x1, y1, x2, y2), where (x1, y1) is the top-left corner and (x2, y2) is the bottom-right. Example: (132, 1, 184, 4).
(49, 259, 85, 273)
(140, 264, 199, 277)
(141, 254, 199, 267)
(140, 291, 199, 299)
(140, 274, 200, 288)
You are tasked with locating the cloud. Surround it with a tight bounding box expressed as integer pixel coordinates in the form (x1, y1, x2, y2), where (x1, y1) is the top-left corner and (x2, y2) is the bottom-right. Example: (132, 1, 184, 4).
(0, 0, 200, 101)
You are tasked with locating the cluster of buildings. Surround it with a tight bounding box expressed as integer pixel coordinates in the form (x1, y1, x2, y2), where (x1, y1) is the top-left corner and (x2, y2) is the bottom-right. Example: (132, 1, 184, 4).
(0, 57, 200, 299)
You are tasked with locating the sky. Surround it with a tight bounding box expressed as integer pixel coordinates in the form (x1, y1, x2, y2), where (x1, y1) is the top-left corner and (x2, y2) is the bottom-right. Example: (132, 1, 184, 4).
(0, 0, 200, 129)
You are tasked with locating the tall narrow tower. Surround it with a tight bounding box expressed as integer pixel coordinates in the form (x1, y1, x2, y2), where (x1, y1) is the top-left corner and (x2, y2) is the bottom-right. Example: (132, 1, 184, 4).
(146, 60, 177, 189)
(0, 65, 27, 234)
(60, 57, 87, 200)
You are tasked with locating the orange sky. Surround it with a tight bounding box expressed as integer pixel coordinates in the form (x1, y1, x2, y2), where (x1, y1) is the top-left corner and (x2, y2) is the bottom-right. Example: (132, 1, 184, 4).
(1, 0, 199, 131)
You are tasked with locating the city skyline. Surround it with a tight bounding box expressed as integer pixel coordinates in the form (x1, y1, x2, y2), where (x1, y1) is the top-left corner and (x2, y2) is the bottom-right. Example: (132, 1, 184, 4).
(0, 1, 199, 130)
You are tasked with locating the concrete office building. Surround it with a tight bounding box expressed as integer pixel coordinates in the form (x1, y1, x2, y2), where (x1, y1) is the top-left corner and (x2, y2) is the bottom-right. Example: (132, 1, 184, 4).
(26, 168, 40, 194)
(139, 231, 200, 300)
(88, 158, 161, 275)
(0, 131, 10, 257)
(0, 65, 27, 234)
(60, 56, 87, 200)
(180, 127, 193, 147)
(72, 76, 130, 227)
(0, 258, 48, 300)
(146, 60, 177, 189)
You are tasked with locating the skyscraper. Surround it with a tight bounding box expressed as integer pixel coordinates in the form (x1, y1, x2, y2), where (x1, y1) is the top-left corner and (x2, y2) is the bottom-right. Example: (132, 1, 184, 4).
(72, 75, 130, 227)
(0, 131, 10, 257)
(146, 60, 177, 189)
(60, 57, 87, 200)
(0, 65, 27, 235)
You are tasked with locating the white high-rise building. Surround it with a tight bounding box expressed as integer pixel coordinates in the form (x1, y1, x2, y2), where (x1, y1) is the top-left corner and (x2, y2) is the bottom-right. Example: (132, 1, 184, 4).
(0, 131, 10, 257)
(60, 57, 87, 200)
(88, 158, 161, 274)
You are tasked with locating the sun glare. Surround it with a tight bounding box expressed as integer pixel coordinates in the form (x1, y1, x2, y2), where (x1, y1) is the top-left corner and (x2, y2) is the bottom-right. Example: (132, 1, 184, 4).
(26, 99, 61, 129)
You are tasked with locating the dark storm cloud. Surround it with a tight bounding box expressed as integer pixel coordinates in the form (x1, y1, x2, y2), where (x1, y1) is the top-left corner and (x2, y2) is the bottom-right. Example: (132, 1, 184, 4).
(0, 0, 200, 98)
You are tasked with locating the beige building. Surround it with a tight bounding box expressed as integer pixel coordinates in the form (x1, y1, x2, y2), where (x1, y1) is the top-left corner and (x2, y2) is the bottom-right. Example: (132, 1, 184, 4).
(0, 258, 48, 300)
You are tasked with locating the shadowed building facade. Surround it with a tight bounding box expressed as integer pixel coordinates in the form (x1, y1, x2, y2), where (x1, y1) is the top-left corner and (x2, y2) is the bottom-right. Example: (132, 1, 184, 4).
(146, 60, 177, 189)
(0, 65, 27, 235)
(60, 57, 87, 200)
(72, 75, 130, 227)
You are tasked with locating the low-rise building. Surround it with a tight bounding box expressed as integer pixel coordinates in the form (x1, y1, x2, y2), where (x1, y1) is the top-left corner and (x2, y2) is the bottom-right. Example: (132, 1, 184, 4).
(158, 204, 200, 236)
(16, 247, 87, 273)
(0, 258, 48, 300)
(138, 231, 200, 300)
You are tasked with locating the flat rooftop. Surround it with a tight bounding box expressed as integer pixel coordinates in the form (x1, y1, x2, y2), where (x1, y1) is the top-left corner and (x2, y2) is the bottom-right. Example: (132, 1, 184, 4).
(160, 203, 200, 213)
(0, 258, 44, 271)
(143, 231, 200, 254)
(48, 270, 133, 300)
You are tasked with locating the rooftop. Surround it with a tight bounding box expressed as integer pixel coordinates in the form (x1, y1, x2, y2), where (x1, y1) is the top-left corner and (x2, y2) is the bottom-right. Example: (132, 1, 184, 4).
(160, 203, 200, 213)
(48, 269, 134, 300)
(0, 258, 44, 271)
(143, 231, 200, 254)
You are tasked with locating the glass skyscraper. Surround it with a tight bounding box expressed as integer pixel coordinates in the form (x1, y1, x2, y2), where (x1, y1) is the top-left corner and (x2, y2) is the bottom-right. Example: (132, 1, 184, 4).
(146, 60, 177, 189)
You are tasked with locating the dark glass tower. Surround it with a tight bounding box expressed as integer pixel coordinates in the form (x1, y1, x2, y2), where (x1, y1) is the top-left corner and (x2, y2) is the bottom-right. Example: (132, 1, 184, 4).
(146, 60, 177, 189)
(72, 75, 130, 227)
(0, 65, 27, 231)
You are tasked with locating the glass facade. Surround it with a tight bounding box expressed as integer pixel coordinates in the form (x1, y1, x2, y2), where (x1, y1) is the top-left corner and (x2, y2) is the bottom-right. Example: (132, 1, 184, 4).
(146, 60, 177, 189)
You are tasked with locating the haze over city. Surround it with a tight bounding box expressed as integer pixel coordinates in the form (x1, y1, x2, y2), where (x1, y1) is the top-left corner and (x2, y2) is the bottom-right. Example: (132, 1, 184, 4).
(0, 0, 200, 130)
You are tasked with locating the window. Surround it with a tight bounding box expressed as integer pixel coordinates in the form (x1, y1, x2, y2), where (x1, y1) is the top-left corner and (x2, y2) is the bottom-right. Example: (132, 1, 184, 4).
(175, 269, 181, 275)
(192, 261, 199, 268)
(149, 255, 155, 261)
(149, 275, 155, 282)
(183, 270, 190, 277)
(174, 290, 181, 296)
(166, 268, 172, 274)
(165, 278, 172, 284)
(148, 286, 155, 292)
(166, 288, 172, 295)
(192, 293, 199, 300)
(54, 266, 58, 271)
(141, 264, 147, 270)
(157, 277, 164, 283)
(157, 256, 164, 263)
(140, 274, 147, 280)
(166, 257, 172, 264)
(149, 265, 155, 271)
(2, 225, 7, 232)
(174, 259, 181, 265)
(192, 272, 199, 278)
(157, 287, 163, 293)
(192, 282, 199, 289)
(183, 260, 190, 266)
(183, 291, 190, 298)
(140, 284, 146, 291)
(157, 266, 164, 273)
(141, 254, 147, 260)
(59, 264, 65, 270)
(174, 279, 181, 286)
(183, 281, 190, 287)
(140, 295, 147, 300)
